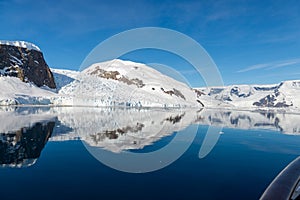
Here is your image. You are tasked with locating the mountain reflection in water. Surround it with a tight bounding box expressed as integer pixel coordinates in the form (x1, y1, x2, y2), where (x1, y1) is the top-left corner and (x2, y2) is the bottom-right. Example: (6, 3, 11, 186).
(0, 107, 299, 167)
(0, 121, 55, 167)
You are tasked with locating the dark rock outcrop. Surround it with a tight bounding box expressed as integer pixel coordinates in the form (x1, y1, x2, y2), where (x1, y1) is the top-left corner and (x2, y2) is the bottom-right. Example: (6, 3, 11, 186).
(0, 43, 56, 89)
(88, 66, 145, 88)
(160, 87, 186, 100)
(230, 86, 252, 98)
(253, 93, 291, 108)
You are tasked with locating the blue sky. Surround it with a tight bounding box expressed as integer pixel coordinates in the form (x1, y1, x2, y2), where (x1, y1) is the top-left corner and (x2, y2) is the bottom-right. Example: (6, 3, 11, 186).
(0, 0, 300, 86)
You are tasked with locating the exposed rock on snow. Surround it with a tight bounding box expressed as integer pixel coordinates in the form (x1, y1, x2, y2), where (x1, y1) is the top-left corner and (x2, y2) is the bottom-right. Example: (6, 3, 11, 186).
(0, 40, 56, 88)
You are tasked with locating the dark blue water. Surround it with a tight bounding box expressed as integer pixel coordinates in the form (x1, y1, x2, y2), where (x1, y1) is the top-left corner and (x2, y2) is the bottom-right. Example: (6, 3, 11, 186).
(1, 124, 299, 200)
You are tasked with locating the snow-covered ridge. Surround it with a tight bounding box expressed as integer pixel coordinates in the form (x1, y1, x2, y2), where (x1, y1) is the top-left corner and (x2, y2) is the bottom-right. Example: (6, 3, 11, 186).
(0, 40, 41, 51)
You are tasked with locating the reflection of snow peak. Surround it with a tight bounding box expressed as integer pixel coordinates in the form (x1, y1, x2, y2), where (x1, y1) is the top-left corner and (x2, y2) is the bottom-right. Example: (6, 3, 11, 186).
(51, 107, 197, 153)
(194, 109, 300, 135)
(1, 107, 300, 157)
(49, 107, 300, 153)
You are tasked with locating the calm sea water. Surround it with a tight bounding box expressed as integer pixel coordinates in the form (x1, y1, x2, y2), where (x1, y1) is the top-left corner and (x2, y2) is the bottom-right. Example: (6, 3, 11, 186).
(0, 107, 300, 200)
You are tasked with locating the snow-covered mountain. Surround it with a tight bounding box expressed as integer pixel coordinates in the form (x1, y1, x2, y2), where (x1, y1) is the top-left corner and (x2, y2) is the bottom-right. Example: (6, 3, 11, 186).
(0, 39, 56, 106)
(50, 60, 300, 110)
(197, 80, 300, 110)
(0, 40, 202, 107)
(1, 57, 300, 109)
(52, 59, 202, 107)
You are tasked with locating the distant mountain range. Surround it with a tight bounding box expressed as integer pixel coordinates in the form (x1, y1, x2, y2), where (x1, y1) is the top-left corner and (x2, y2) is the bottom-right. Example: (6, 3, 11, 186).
(0, 40, 299, 111)
(196, 80, 300, 110)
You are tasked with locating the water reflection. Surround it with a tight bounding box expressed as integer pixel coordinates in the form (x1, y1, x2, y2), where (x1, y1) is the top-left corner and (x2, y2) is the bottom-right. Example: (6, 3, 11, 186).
(51, 107, 198, 153)
(0, 107, 56, 167)
(194, 109, 300, 134)
(51, 107, 300, 151)
(0, 107, 300, 167)
(0, 122, 55, 167)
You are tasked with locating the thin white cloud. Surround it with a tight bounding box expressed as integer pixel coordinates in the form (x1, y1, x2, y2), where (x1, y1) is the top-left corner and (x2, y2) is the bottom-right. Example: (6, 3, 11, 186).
(237, 58, 300, 73)
(237, 63, 271, 73)
(268, 60, 299, 69)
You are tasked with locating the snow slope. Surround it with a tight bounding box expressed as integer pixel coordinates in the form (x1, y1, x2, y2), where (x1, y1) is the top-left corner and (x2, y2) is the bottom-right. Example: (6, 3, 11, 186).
(0, 40, 40, 51)
(51, 68, 79, 90)
(0, 76, 55, 105)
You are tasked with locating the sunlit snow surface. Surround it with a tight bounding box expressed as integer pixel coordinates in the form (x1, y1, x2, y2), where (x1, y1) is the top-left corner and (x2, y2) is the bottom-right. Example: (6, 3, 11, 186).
(0, 40, 40, 51)
(0, 76, 55, 105)
(54, 59, 200, 107)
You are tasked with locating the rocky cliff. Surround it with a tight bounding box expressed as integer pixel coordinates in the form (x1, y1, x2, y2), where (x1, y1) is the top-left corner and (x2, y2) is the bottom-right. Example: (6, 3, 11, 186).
(0, 41, 56, 89)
